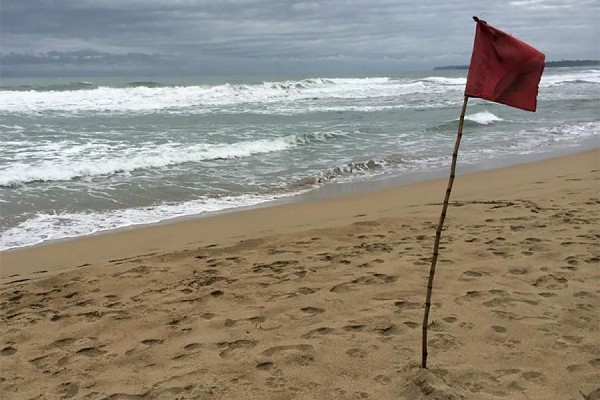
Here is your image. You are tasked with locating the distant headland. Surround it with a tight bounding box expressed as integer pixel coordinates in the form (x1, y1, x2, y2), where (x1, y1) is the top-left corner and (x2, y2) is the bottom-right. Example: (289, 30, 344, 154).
(433, 59, 600, 70)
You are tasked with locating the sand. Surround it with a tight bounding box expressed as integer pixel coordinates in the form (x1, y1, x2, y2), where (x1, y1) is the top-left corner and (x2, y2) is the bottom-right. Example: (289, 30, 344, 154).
(1, 149, 599, 400)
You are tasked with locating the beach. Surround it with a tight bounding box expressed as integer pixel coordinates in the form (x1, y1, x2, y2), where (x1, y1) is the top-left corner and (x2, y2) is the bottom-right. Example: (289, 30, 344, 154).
(0, 149, 598, 399)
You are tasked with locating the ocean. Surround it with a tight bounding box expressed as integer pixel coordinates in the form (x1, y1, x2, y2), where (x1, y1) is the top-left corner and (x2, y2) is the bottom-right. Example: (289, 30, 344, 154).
(1, 68, 598, 251)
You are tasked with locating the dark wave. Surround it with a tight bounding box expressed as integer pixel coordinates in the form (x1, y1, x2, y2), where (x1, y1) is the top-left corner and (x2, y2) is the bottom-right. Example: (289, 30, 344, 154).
(426, 120, 460, 133)
(560, 79, 600, 85)
(285, 176, 320, 191)
(293, 130, 349, 145)
(427, 111, 504, 132)
(317, 159, 388, 183)
(267, 78, 334, 91)
(126, 81, 165, 88)
(1, 81, 98, 92)
(284, 159, 391, 192)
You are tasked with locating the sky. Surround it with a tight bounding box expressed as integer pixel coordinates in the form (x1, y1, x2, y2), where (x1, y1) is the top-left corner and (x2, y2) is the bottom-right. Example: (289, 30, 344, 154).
(1, 0, 598, 77)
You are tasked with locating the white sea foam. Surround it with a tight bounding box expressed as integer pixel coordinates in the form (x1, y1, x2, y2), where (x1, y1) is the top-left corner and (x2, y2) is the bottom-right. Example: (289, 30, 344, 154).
(421, 77, 467, 85)
(2, 72, 597, 115)
(0, 76, 463, 115)
(0, 128, 356, 186)
(0, 124, 25, 131)
(541, 69, 600, 86)
(464, 111, 503, 125)
(546, 121, 600, 140)
(0, 193, 285, 251)
(0, 137, 295, 186)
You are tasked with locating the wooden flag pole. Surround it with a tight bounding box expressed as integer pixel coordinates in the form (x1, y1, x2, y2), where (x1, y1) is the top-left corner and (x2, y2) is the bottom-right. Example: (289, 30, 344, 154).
(421, 95, 469, 369)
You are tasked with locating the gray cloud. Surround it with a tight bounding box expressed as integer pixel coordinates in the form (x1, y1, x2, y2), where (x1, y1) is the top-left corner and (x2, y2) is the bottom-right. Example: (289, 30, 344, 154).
(1, 0, 598, 76)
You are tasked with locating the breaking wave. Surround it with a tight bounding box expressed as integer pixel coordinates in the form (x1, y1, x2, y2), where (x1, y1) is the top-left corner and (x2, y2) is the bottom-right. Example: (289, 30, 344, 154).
(0, 76, 465, 115)
(317, 158, 398, 183)
(126, 81, 165, 88)
(0, 130, 350, 187)
(464, 111, 503, 125)
(419, 77, 466, 85)
(0, 138, 292, 187)
(541, 69, 600, 86)
(427, 111, 504, 133)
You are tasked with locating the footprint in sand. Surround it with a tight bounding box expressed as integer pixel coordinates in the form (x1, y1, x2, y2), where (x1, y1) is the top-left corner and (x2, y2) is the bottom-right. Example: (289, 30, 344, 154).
(460, 270, 489, 281)
(565, 255, 584, 266)
(374, 374, 392, 385)
(103, 294, 121, 308)
(256, 360, 275, 370)
(300, 306, 325, 316)
(1, 346, 17, 356)
(6, 277, 30, 284)
(253, 260, 299, 273)
(218, 339, 257, 358)
(520, 371, 546, 383)
(171, 342, 205, 360)
(589, 358, 600, 368)
(330, 283, 355, 293)
(200, 312, 216, 319)
(459, 322, 475, 330)
(247, 315, 267, 324)
(351, 275, 381, 285)
(343, 323, 366, 332)
(508, 268, 529, 275)
(566, 363, 588, 372)
(111, 265, 152, 278)
(8, 292, 24, 302)
(372, 273, 398, 283)
(75, 346, 106, 357)
(554, 335, 584, 348)
(533, 274, 568, 290)
(393, 300, 421, 312)
(345, 348, 367, 358)
(58, 382, 79, 399)
(296, 287, 319, 295)
(301, 327, 334, 339)
(373, 323, 397, 336)
(53, 338, 75, 347)
(262, 344, 315, 366)
(262, 344, 310, 356)
(355, 242, 393, 253)
(141, 339, 164, 346)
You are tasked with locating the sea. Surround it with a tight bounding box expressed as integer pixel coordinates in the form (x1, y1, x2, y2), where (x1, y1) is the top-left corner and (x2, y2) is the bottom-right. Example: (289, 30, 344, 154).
(1, 67, 598, 251)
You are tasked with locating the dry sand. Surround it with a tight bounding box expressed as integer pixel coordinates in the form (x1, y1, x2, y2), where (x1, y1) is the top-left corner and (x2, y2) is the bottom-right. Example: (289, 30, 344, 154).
(1, 150, 599, 400)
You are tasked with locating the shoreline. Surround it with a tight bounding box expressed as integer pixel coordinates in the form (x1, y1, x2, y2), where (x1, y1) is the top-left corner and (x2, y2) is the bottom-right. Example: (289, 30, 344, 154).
(1, 147, 597, 280)
(0, 134, 597, 255)
(297, 137, 600, 202)
(1, 147, 598, 399)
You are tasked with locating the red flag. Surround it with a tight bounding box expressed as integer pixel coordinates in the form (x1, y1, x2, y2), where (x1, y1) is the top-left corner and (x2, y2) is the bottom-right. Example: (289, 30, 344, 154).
(465, 17, 545, 112)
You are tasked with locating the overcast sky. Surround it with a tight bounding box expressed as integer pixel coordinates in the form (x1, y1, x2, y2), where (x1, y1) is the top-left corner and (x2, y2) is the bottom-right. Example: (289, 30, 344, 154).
(1, 0, 598, 77)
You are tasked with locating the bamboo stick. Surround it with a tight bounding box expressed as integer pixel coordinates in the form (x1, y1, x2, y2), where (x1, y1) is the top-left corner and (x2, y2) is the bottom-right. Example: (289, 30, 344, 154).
(421, 95, 469, 369)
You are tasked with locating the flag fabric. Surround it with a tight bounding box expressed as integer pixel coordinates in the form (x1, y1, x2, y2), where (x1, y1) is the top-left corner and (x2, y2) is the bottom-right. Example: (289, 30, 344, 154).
(465, 17, 545, 112)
